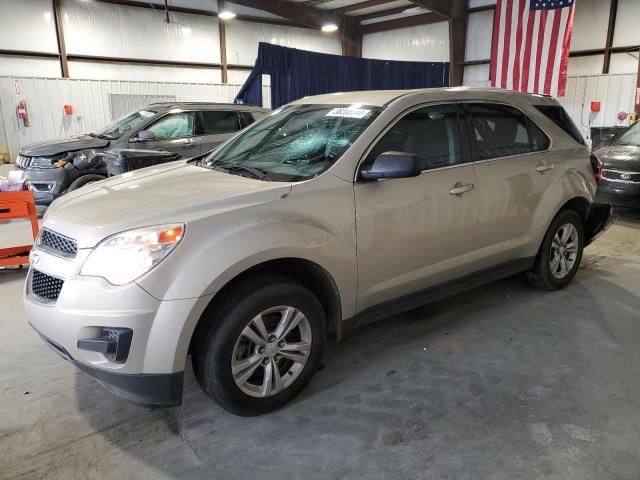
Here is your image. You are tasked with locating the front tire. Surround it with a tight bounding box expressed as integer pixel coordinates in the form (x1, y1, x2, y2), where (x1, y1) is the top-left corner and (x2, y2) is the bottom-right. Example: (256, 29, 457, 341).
(192, 275, 326, 416)
(527, 209, 584, 290)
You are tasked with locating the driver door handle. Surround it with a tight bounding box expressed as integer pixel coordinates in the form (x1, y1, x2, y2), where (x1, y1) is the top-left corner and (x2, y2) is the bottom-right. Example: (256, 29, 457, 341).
(536, 162, 554, 173)
(181, 139, 198, 149)
(450, 182, 474, 196)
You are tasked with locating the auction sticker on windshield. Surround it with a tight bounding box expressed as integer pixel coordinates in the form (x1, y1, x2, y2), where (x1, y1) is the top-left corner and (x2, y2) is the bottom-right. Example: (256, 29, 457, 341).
(140, 111, 155, 118)
(326, 107, 371, 119)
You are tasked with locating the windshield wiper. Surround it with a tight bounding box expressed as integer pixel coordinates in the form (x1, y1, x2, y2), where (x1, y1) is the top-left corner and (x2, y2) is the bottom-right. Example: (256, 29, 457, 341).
(211, 162, 271, 181)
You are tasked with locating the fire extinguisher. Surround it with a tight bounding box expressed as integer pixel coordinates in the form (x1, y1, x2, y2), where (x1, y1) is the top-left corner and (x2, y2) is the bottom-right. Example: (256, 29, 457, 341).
(16, 100, 30, 127)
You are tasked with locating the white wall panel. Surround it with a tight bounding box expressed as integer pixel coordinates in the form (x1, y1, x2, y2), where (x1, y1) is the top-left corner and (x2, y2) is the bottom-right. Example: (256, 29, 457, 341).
(571, 0, 610, 52)
(0, 56, 61, 78)
(226, 2, 286, 20)
(362, 22, 450, 62)
(147, 0, 218, 12)
(68, 61, 222, 83)
(61, 0, 220, 63)
(225, 21, 341, 66)
(0, 0, 58, 53)
(559, 74, 637, 141)
(609, 52, 639, 75)
(463, 64, 490, 86)
(0, 77, 247, 160)
(465, 11, 493, 61)
(468, 0, 496, 7)
(613, 0, 640, 48)
(567, 55, 604, 77)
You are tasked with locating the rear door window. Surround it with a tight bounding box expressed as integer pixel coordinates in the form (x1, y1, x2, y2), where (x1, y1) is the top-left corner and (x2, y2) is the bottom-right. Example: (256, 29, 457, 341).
(199, 111, 241, 134)
(366, 103, 464, 171)
(467, 104, 550, 161)
(534, 105, 585, 145)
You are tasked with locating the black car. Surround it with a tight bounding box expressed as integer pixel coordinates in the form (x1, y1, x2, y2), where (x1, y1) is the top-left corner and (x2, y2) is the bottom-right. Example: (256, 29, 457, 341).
(15, 102, 268, 211)
(594, 121, 640, 209)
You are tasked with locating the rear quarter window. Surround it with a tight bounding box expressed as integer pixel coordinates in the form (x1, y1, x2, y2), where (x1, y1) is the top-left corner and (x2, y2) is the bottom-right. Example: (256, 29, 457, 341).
(534, 105, 585, 145)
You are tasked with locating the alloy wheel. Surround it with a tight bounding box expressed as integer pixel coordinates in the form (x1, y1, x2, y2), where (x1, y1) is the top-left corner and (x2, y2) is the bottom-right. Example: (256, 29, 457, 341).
(549, 222, 579, 279)
(231, 306, 312, 398)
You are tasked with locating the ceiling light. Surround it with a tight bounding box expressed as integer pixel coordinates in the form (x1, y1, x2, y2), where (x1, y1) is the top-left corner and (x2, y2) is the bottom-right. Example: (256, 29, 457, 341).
(321, 23, 338, 33)
(218, 10, 236, 20)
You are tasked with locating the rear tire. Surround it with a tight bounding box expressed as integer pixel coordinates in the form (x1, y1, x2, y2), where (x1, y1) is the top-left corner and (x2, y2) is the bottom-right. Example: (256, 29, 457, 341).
(192, 274, 326, 416)
(67, 174, 106, 192)
(527, 209, 584, 290)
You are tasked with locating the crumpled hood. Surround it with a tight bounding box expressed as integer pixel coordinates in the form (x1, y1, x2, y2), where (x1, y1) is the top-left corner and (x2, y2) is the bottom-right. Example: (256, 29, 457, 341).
(44, 161, 292, 248)
(596, 144, 640, 171)
(21, 135, 109, 157)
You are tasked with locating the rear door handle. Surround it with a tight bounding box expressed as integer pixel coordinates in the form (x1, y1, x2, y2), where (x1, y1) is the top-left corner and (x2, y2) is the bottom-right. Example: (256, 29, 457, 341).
(450, 182, 474, 196)
(536, 162, 554, 173)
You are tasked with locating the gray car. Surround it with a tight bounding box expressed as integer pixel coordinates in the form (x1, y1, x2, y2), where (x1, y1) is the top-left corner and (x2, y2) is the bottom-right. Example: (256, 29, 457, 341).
(24, 88, 612, 416)
(15, 102, 269, 210)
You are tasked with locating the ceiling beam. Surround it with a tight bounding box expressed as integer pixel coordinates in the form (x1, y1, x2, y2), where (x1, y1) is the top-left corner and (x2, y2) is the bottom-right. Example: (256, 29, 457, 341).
(356, 6, 409, 21)
(408, 0, 452, 18)
(229, 0, 340, 29)
(333, 0, 395, 15)
(360, 12, 447, 34)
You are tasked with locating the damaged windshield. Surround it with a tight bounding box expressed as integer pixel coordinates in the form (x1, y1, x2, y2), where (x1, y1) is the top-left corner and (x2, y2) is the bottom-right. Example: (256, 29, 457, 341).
(198, 104, 382, 182)
(94, 110, 157, 140)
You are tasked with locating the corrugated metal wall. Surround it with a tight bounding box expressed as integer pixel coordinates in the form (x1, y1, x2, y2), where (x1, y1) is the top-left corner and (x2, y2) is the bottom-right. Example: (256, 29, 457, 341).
(559, 74, 637, 142)
(0, 77, 271, 160)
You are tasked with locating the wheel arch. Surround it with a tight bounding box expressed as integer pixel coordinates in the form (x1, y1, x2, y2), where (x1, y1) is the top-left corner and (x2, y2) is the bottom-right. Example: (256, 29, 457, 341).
(188, 257, 343, 357)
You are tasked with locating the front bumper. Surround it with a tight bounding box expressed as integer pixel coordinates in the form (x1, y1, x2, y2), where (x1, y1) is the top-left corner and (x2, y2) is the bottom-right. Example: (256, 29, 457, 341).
(34, 330, 183, 407)
(23, 246, 204, 407)
(596, 180, 640, 209)
(16, 165, 71, 207)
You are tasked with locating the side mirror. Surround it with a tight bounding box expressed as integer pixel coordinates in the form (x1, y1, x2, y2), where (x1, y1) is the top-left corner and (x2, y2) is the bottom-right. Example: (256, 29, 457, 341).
(360, 151, 421, 181)
(135, 130, 156, 142)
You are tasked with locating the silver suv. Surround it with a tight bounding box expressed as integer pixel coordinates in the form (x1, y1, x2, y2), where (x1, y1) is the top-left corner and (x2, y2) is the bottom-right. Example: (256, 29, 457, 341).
(24, 88, 611, 415)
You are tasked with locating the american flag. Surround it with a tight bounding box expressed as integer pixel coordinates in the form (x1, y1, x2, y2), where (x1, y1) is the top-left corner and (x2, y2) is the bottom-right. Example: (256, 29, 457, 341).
(490, 0, 576, 97)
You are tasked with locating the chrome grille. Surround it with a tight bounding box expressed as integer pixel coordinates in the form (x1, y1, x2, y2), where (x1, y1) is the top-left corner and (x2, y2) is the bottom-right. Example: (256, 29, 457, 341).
(39, 229, 78, 258)
(602, 169, 640, 183)
(16, 155, 31, 168)
(31, 270, 64, 302)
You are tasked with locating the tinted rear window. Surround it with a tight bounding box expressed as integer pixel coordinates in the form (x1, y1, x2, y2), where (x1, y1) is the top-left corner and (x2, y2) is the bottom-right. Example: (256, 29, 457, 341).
(468, 104, 550, 161)
(200, 111, 241, 134)
(535, 105, 585, 145)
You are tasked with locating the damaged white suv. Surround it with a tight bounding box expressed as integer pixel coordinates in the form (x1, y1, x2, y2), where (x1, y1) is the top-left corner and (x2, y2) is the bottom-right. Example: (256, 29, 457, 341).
(25, 88, 611, 415)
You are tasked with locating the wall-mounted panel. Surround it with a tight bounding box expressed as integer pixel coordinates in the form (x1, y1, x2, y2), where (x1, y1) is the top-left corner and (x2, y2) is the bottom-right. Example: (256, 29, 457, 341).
(465, 10, 493, 62)
(463, 64, 490, 86)
(613, 0, 640, 48)
(0, 56, 61, 78)
(225, 21, 341, 66)
(609, 52, 639, 74)
(68, 61, 223, 83)
(61, 0, 220, 63)
(362, 22, 450, 62)
(570, 0, 610, 52)
(0, 0, 58, 54)
(567, 55, 605, 76)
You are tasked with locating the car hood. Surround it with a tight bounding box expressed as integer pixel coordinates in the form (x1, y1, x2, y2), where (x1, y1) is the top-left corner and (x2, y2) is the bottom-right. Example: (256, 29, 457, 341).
(21, 135, 109, 157)
(44, 161, 292, 248)
(596, 144, 640, 171)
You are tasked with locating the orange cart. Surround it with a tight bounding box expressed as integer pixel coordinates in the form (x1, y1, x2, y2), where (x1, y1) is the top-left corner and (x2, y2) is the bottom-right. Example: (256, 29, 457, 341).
(0, 190, 39, 268)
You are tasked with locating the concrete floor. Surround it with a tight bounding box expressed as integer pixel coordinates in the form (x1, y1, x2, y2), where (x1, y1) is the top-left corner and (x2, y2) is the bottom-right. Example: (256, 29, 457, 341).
(2, 197, 640, 479)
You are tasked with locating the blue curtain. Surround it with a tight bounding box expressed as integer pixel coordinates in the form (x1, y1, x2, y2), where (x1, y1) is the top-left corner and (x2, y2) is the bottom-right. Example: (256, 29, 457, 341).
(235, 42, 450, 109)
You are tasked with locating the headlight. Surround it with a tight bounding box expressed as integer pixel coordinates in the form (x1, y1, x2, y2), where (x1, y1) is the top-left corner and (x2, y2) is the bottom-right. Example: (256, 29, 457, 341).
(30, 157, 57, 168)
(80, 224, 184, 285)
